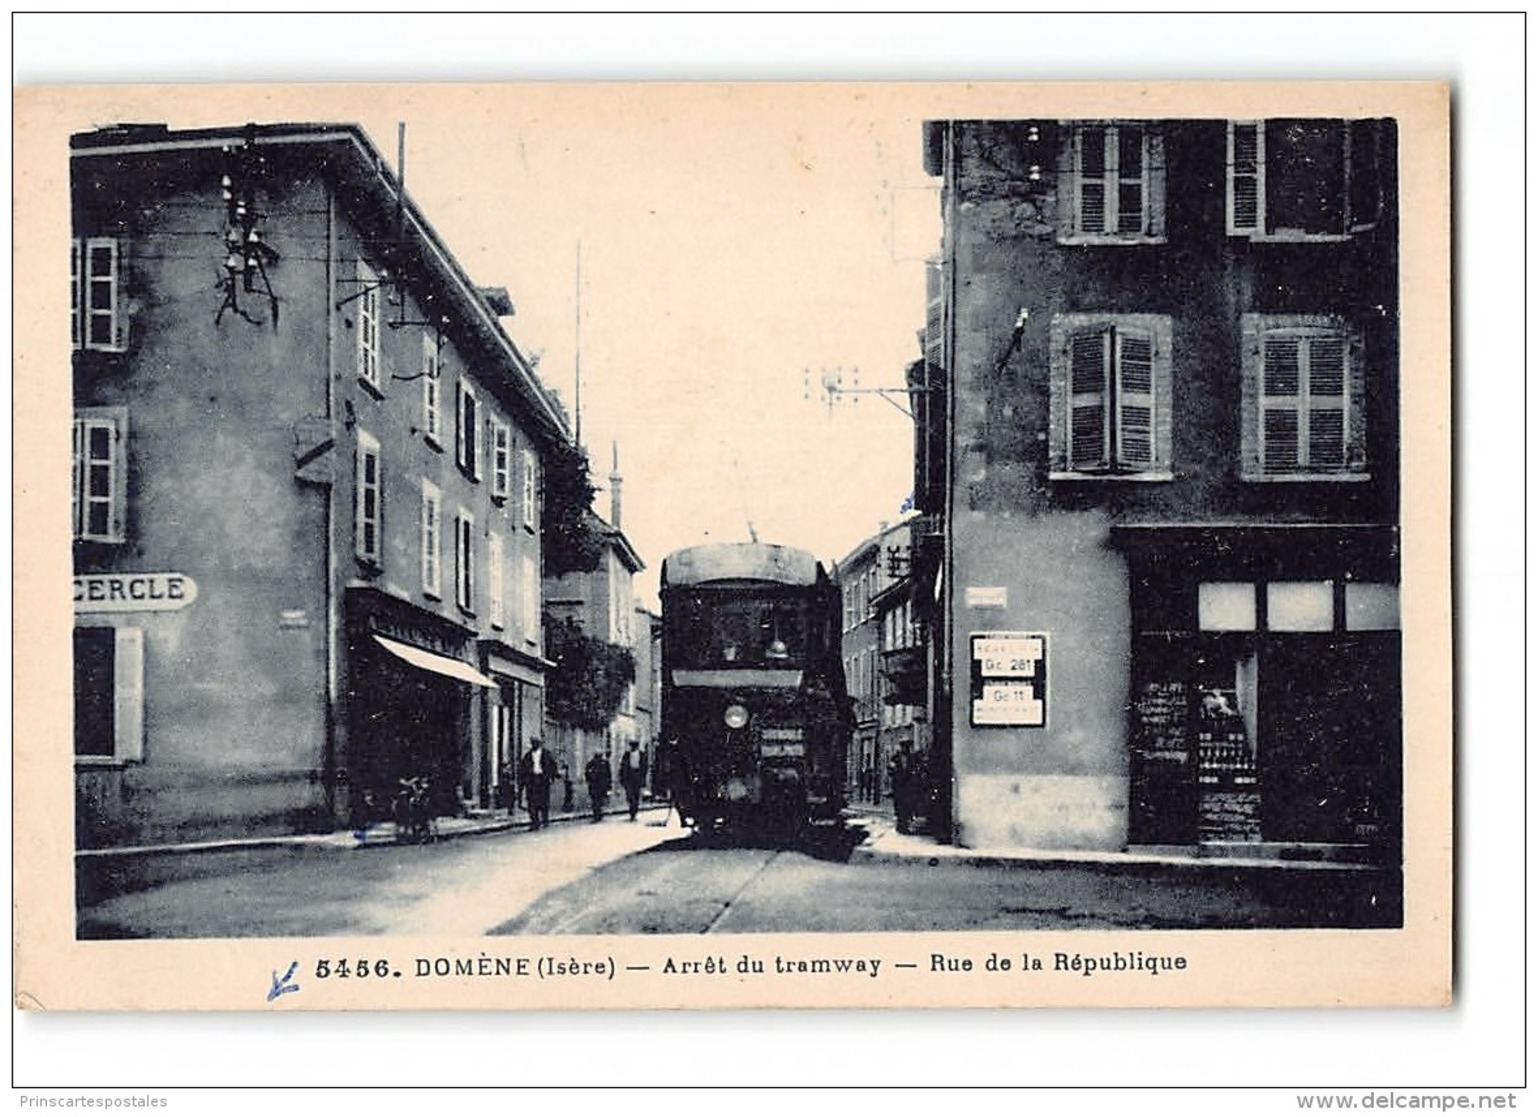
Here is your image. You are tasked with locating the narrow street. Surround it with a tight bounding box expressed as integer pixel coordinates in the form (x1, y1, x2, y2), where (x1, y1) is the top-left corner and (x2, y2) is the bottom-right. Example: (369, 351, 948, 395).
(77, 810, 1398, 940)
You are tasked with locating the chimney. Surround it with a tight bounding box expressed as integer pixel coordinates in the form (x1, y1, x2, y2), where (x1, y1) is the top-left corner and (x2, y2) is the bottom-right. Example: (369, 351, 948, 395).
(609, 440, 623, 530)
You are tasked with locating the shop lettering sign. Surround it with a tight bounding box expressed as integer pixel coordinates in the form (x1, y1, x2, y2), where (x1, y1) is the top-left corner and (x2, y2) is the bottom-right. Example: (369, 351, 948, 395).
(970, 631, 1048, 728)
(74, 572, 198, 613)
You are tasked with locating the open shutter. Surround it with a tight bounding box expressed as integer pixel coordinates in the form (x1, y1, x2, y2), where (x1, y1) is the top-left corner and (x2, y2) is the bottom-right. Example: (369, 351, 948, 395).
(1068, 328, 1110, 470)
(1145, 130, 1167, 239)
(1228, 121, 1263, 236)
(71, 418, 83, 538)
(70, 239, 82, 350)
(107, 418, 127, 542)
(112, 241, 130, 352)
(114, 627, 144, 762)
(1347, 119, 1383, 233)
(355, 260, 379, 387)
(1115, 327, 1155, 470)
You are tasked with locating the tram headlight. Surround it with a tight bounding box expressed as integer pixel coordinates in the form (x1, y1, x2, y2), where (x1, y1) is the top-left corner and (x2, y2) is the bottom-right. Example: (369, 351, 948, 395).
(723, 703, 750, 730)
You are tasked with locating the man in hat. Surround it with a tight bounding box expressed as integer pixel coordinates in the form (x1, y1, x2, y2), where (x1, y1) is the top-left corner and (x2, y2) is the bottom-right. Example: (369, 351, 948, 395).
(618, 740, 649, 821)
(519, 738, 556, 830)
(584, 749, 612, 823)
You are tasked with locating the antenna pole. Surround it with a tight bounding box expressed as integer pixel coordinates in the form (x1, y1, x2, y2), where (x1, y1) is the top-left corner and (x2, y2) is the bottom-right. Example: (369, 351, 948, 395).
(574, 240, 583, 447)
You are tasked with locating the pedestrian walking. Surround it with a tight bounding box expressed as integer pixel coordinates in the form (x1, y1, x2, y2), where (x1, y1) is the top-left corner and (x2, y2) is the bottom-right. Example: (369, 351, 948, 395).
(889, 743, 920, 835)
(618, 741, 648, 821)
(519, 738, 557, 830)
(584, 750, 612, 823)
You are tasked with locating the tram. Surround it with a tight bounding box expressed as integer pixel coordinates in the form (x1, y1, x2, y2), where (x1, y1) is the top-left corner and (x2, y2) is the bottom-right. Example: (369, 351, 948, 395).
(659, 542, 850, 839)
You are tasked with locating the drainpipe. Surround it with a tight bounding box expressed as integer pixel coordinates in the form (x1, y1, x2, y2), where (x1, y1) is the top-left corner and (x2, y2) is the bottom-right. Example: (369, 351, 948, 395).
(323, 184, 340, 825)
(941, 119, 960, 846)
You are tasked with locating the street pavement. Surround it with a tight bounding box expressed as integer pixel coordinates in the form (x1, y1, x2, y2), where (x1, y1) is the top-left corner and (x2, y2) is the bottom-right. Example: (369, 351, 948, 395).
(76, 803, 1400, 938)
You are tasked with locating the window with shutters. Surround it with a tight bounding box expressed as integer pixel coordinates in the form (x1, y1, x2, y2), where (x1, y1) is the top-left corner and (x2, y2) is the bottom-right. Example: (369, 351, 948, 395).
(421, 335, 443, 448)
(456, 380, 481, 480)
(1049, 314, 1174, 479)
(421, 479, 442, 598)
(1240, 315, 1368, 480)
(490, 419, 511, 502)
(356, 261, 382, 392)
(72, 237, 129, 352)
(455, 507, 476, 614)
(73, 626, 144, 763)
(1058, 123, 1166, 244)
(355, 431, 383, 566)
(72, 407, 129, 544)
(1227, 119, 1384, 241)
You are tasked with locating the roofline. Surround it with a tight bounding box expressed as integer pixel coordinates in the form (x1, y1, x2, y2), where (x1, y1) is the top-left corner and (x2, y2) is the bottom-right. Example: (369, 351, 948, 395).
(72, 122, 574, 450)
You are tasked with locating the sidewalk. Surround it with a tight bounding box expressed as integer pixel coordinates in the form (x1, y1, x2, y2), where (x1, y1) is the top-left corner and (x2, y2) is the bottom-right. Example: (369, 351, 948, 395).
(76, 797, 678, 860)
(850, 810, 1391, 876)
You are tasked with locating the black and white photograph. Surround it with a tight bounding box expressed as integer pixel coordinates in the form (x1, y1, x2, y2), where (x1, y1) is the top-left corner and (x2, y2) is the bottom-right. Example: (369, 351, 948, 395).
(18, 75, 1453, 1019)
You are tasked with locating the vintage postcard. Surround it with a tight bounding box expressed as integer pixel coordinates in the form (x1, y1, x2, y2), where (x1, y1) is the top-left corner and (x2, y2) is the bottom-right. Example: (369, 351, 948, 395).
(14, 79, 1451, 1013)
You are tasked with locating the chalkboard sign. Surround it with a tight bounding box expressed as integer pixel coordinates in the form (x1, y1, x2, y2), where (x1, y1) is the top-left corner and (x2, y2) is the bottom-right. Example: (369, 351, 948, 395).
(1199, 789, 1262, 842)
(1133, 680, 1188, 765)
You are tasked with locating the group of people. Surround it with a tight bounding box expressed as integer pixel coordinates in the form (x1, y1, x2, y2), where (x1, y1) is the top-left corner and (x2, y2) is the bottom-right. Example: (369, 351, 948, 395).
(513, 738, 649, 830)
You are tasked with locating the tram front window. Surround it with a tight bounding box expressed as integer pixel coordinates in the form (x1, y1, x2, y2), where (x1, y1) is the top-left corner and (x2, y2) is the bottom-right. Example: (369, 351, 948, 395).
(672, 595, 808, 668)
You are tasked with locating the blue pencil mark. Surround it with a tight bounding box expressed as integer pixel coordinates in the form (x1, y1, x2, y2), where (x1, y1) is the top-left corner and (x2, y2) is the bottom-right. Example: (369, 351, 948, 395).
(268, 961, 301, 1002)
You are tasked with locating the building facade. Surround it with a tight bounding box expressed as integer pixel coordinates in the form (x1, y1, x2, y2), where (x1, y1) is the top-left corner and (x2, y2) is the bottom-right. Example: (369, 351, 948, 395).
(835, 536, 882, 804)
(631, 604, 663, 796)
(923, 117, 1401, 861)
(541, 457, 646, 814)
(72, 122, 569, 849)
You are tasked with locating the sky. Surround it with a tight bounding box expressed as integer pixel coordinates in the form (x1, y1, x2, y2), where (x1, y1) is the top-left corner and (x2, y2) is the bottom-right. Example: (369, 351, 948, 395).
(30, 77, 940, 605)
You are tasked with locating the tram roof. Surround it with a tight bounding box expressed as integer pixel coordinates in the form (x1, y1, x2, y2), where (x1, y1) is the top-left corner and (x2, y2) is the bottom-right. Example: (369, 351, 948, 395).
(661, 542, 822, 589)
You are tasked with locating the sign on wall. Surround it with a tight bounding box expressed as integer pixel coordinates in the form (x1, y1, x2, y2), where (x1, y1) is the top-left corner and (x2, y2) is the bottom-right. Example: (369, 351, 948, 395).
(73, 572, 198, 613)
(970, 631, 1048, 728)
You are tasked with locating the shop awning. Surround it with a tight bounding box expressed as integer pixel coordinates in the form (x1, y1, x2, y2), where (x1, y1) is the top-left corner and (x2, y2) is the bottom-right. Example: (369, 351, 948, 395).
(372, 635, 496, 688)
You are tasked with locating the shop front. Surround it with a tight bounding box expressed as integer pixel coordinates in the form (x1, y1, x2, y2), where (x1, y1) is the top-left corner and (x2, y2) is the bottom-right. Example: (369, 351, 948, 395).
(480, 642, 547, 812)
(344, 587, 493, 825)
(1115, 526, 1401, 861)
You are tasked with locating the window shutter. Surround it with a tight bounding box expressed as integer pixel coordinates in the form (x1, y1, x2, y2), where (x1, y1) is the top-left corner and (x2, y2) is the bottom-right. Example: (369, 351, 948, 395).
(356, 261, 379, 386)
(1228, 122, 1263, 235)
(1068, 328, 1110, 470)
(421, 483, 441, 596)
(71, 419, 83, 538)
(111, 241, 130, 352)
(114, 626, 144, 762)
(1076, 125, 1108, 235)
(70, 239, 82, 350)
(107, 418, 127, 542)
(1239, 317, 1262, 476)
(1115, 327, 1155, 469)
(489, 532, 505, 628)
(1055, 124, 1078, 241)
(1348, 119, 1383, 233)
(455, 385, 467, 469)
(1115, 125, 1145, 236)
(1261, 334, 1302, 473)
(1145, 131, 1167, 239)
(1305, 334, 1348, 468)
